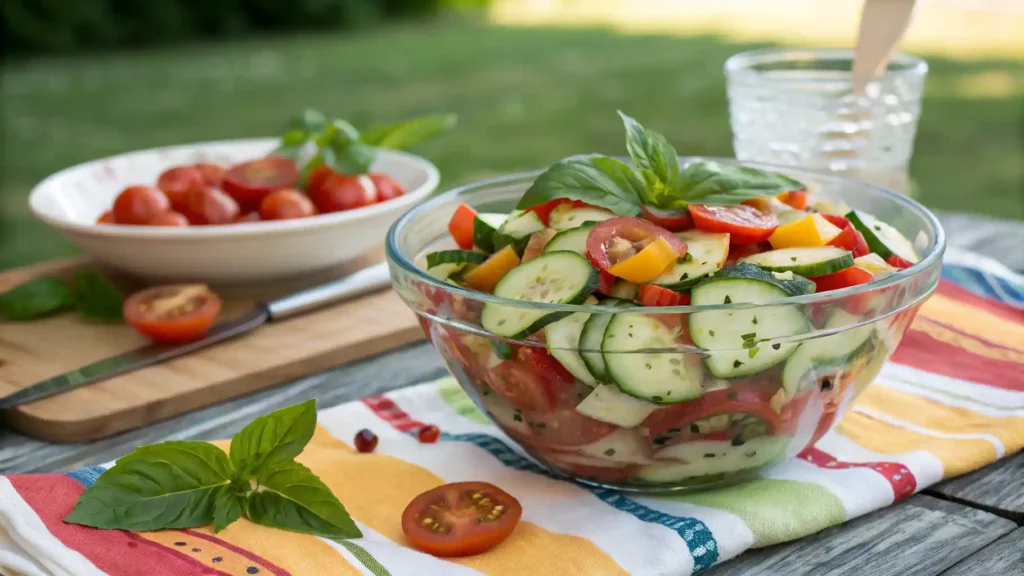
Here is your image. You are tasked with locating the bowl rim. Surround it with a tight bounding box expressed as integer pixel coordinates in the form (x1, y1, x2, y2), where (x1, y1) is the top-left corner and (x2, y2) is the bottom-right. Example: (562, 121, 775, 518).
(724, 47, 929, 81)
(28, 137, 440, 240)
(386, 156, 946, 313)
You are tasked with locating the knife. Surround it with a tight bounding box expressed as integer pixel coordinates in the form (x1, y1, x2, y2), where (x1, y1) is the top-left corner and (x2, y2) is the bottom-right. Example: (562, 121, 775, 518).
(0, 262, 393, 411)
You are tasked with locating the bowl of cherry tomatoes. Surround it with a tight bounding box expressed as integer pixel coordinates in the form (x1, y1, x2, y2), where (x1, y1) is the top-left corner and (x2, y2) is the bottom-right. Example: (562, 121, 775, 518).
(28, 137, 439, 284)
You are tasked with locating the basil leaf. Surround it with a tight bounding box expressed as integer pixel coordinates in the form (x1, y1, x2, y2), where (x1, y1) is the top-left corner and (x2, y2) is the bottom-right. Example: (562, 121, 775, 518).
(230, 399, 317, 477)
(73, 270, 123, 322)
(246, 461, 362, 539)
(651, 161, 805, 209)
(65, 441, 233, 531)
(290, 109, 327, 135)
(516, 154, 644, 216)
(360, 113, 457, 150)
(213, 486, 245, 533)
(618, 111, 679, 191)
(322, 140, 376, 176)
(0, 277, 74, 321)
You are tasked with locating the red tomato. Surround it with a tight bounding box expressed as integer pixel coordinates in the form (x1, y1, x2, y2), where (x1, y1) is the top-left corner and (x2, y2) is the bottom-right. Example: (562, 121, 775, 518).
(812, 266, 874, 293)
(486, 345, 575, 413)
(369, 172, 405, 202)
(516, 345, 576, 388)
(822, 214, 870, 257)
(113, 185, 171, 225)
(637, 284, 690, 307)
(183, 186, 240, 225)
(259, 189, 316, 220)
(640, 206, 694, 232)
(311, 174, 377, 214)
(594, 270, 617, 295)
(524, 199, 591, 226)
(726, 241, 771, 266)
(522, 408, 618, 447)
(688, 204, 779, 244)
(536, 449, 640, 482)
(233, 211, 261, 224)
(778, 190, 808, 210)
(402, 482, 522, 557)
(124, 284, 221, 343)
(193, 163, 227, 187)
(417, 424, 441, 444)
(222, 156, 299, 209)
(643, 384, 781, 445)
(156, 166, 206, 211)
(148, 211, 189, 227)
(887, 255, 914, 269)
(306, 165, 334, 196)
(96, 210, 115, 224)
(447, 204, 478, 250)
(586, 217, 687, 270)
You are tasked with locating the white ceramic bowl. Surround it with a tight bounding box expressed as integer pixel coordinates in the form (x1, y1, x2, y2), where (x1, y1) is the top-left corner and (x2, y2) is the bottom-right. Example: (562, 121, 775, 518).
(29, 138, 439, 285)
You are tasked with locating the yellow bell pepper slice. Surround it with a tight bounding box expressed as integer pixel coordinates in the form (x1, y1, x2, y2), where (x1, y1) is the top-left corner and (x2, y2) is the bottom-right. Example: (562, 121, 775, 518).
(768, 214, 843, 249)
(606, 236, 679, 283)
(462, 245, 521, 293)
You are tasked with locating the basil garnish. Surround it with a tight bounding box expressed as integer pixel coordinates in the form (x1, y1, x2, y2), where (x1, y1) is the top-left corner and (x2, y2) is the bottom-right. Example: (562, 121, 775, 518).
(517, 154, 645, 216)
(73, 269, 124, 322)
(0, 277, 74, 321)
(360, 113, 458, 150)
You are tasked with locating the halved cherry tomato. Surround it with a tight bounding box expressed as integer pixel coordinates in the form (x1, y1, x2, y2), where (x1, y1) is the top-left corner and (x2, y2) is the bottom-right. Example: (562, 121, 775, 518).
(586, 217, 686, 271)
(369, 172, 405, 202)
(310, 173, 377, 214)
(524, 199, 591, 226)
(156, 166, 205, 211)
(594, 270, 616, 295)
(402, 481, 522, 557)
(259, 188, 316, 220)
(113, 185, 171, 225)
(521, 229, 556, 262)
(887, 255, 914, 269)
(689, 204, 779, 244)
(515, 345, 576, 388)
(96, 210, 115, 224)
(812, 265, 874, 293)
(643, 383, 781, 446)
(641, 206, 694, 232)
(192, 163, 226, 187)
(222, 156, 299, 209)
(637, 284, 690, 307)
(778, 189, 808, 210)
(822, 214, 870, 257)
(486, 345, 573, 412)
(148, 211, 189, 227)
(183, 186, 240, 225)
(124, 284, 222, 343)
(447, 204, 478, 250)
(522, 408, 618, 447)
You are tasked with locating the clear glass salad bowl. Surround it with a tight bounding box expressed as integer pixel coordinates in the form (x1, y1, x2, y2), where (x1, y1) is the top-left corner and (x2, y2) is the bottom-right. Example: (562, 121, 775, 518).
(385, 159, 944, 492)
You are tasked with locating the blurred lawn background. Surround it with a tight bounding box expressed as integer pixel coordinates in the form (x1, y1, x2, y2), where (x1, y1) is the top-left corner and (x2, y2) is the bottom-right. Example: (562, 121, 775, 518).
(2, 0, 1022, 270)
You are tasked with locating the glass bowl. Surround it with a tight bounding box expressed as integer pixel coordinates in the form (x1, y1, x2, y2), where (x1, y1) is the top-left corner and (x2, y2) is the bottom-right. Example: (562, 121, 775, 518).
(385, 158, 944, 492)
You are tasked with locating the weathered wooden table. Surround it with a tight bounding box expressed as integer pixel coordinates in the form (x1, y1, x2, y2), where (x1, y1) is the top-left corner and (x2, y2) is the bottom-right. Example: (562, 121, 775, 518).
(1, 212, 1021, 575)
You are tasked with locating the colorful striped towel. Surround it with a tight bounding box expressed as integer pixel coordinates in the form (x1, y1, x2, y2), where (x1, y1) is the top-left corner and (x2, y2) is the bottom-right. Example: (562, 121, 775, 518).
(1, 248, 1021, 576)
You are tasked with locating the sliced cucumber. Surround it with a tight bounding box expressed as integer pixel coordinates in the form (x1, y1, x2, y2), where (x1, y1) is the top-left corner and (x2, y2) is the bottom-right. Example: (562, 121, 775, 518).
(689, 263, 811, 378)
(493, 210, 545, 255)
(574, 428, 653, 465)
(425, 249, 489, 268)
(491, 340, 513, 360)
(606, 279, 640, 300)
(854, 253, 898, 276)
(579, 298, 632, 381)
(781, 309, 876, 398)
(576, 384, 659, 427)
(481, 251, 598, 338)
(846, 210, 920, 264)
(544, 296, 599, 385)
(549, 204, 614, 230)
(426, 262, 469, 281)
(741, 246, 853, 277)
(480, 392, 530, 437)
(543, 223, 594, 256)
(473, 213, 508, 252)
(602, 313, 704, 403)
(637, 435, 790, 482)
(652, 230, 730, 290)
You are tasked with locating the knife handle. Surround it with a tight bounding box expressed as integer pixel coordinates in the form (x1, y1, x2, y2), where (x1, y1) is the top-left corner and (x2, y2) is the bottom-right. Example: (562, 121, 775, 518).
(265, 262, 393, 321)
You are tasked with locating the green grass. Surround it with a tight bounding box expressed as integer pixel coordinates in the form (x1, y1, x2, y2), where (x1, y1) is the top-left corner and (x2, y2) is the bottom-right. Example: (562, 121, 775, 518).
(2, 22, 1022, 270)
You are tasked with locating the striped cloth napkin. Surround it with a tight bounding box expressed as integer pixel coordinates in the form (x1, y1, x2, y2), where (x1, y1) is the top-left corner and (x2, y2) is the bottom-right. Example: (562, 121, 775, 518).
(2, 248, 1021, 576)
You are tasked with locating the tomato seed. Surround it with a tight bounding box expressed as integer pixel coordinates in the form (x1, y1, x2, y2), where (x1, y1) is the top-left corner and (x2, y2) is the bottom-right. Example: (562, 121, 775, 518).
(417, 424, 440, 443)
(354, 429, 378, 453)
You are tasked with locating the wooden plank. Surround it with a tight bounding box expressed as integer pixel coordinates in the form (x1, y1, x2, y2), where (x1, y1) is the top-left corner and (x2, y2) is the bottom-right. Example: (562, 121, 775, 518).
(940, 528, 1024, 576)
(927, 450, 1024, 523)
(706, 496, 1015, 576)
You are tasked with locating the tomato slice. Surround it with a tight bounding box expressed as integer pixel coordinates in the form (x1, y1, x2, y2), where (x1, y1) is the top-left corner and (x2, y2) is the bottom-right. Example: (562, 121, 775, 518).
(586, 217, 686, 271)
(448, 204, 477, 250)
(637, 284, 690, 307)
(594, 269, 617, 295)
(688, 204, 779, 244)
(822, 214, 870, 257)
(642, 384, 781, 446)
(887, 254, 914, 269)
(522, 408, 618, 447)
(778, 190, 808, 210)
(402, 481, 522, 557)
(524, 199, 590, 226)
(486, 345, 575, 412)
(641, 206, 694, 232)
(222, 156, 300, 209)
(124, 284, 221, 343)
(812, 265, 874, 293)
(725, 241, 771, 266)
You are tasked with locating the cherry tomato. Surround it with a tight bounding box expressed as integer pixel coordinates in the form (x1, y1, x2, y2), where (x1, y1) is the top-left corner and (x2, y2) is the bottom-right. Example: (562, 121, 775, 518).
(402, 481, 522, 557)
(586, 217, 687, 270)
(96, 210, 115, 224)
(417, 424, 441, 444)
(183, 186, 240, 225)
(233, 211, 261, 224)
(643, 384, 781, 446)
(193, 163, 227, 187)
(516, 345, 576, 388)
(640, 206, 694, 232)
(447, 204, 478, 250)
(689, 204, 778, 244)
(311, 173, 377, 214)
(594, 270, 617, 295)
(822, 214, 870, 257)
(305, 165, 334, 196)
(113, 185, 170, 225)
(259, 189, 316, 220)
(778, 189, 808, 210)
(487, 358, 561, 412)
(354, 429, 378, 453)
(725, 241, 771, 266)
(522, 408, 618, 447)
(124, 284, 221, 343)
(222, 156, 299, 209)
(369, 172, 406, 202)
(148, 211, 189, 227)
(523, 199, 591, 226)
(812, 266, 874, 293)
(887, 255, 914, 269)
(637, 284, 690, 307)
(156, 166, 206, 211)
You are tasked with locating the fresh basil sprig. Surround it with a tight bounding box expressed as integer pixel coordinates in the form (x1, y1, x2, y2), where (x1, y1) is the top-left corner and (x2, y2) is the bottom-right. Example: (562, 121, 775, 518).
(73, 269, 124, 322)
(516, 154, 645, 216)
(360, 113, 458, 150)
(0, 277, 74, 321)
(65, 400, 362, 539)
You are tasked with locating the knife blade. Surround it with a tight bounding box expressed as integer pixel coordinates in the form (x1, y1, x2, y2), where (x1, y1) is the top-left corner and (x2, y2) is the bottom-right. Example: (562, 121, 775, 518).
(0, 262, 393, 411)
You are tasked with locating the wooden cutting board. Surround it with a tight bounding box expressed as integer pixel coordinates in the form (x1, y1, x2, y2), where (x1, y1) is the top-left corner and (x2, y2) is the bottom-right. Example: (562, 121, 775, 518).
(0, 256, 425, 442)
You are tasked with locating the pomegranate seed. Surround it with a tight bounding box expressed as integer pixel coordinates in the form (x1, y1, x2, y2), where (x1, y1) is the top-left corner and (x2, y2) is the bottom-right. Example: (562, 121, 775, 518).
(354, 429, 378, 453)
(417, 424, 440, 444)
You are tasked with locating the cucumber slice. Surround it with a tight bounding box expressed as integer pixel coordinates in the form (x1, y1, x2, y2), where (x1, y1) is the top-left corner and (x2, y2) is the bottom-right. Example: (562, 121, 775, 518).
(491, 340, 513, 360)
(854, 253, 898, 276)
(426, 263, 468, 281)
(689, 263, 811, 378)
(781, 309, 876, 398)
(846, 210, 920, 264)
(473, 213, 508, 253)
(637, 435, 790, 482)
(425, 249, 489, 268)
(741, 246, 853, 277)
(481, 251, 598, 338)
(493, 210, 545, 255)
(480, 392, 530, 437)
(602, 313, 704, 403)
(606, 279, 640, 300)
(579, 298, 632, 381)
(549, 204, 614, 230)
(652, 230, 730, 290)
(574, 428, 654, 465)
(576, 384, 659, 428)
(544, 296, 599, 385)
(543, 223, 594, 255)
